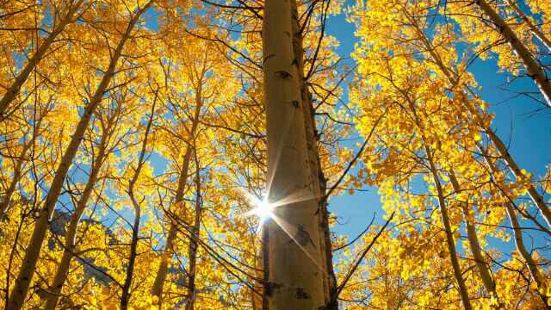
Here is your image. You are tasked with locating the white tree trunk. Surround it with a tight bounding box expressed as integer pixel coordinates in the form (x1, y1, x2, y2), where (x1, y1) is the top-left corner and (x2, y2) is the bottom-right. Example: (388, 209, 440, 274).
(0, 0, 84, 120)
(6, 4, 151, 308)
(475, 0, 551, 107)
(262, 0, 329, 308)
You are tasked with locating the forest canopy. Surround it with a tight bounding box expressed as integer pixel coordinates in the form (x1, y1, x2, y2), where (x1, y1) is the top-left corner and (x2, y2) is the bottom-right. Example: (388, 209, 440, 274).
(0, 0, 550, 309)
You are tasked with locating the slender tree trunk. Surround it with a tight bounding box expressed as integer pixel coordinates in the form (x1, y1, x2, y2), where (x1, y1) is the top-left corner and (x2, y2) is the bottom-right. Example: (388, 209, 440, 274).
(0, 0, 84, 120)
(413, 25, 551, 228)
(289, 2, 337, 307)
(401, 90, 472, 309)
(506, 0, 551, 52)
(6, 5, 151, 308)
(120, 194, 141, 310)
(43, 129, 110, 310)
(185, 153, 202, 310)
(150, 147, 190, 299)
(483, 129, 551, 227)
(262, 0, 330, 308)
(151, 222, 178, 302)
(504, 203, 549, 307)
(151, 87, 203, 304)
(479, 146, 549, 306)
(120, 90, 156, 310)
(424, 149, 472, 310)
(474, 0, 551, 107)
(448, 172, 500, 305)
(150, 149, 190, 304)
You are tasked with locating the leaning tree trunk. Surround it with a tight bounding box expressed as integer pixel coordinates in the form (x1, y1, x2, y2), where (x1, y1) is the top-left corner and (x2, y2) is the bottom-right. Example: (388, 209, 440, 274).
(475, 0, 551, 107)
(399, 82, 473, 310)
(413, 26, 551, 229)
(478, 146, 549, 306)
(43, 124, 111, 310)
(151, 86, 203, 304)
(425, 150, 472, 310)
(506, 0, 551, 53)
(448, 172, 500, 306)
(262, 0, 330, 308)
(150, 146, 193, 301)
(0, 0, 84, 120)
(483, 128, 551, 227)
(503, 203, 549, 307)
(185, 153, 203, 310)
(6, 4, 151, 309)
(120, 91, 156, 310)
(403, 91, 472, 309)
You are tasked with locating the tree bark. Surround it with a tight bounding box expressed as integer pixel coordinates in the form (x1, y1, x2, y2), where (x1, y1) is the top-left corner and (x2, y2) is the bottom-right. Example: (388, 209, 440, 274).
(506, 0, 551, 53)
(478, 146, 549, 307)
(0, 0, 84, 120)
(425, 149, 472, 310)
(151, 222, 178, 301)
(43, 122, 111, 310)
(503, 203, 549, 307)
(483, 128, 551, 227)
(6, 4, 151, 308)
(151, 85, 203, 304)
(412, 23, 551, 229)
(120, 89, 157, 310)
(184, 153, 202, 310)
(448, 172, 500, 306)
(150, 146, 191, 303)
(262, 0, 329, 308)
(289, 1, 337, 307)
(475, 0, 551, 107)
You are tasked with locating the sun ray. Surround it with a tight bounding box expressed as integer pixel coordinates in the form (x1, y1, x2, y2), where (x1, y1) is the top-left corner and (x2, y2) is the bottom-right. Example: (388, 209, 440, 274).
(239, 187, 324, 270)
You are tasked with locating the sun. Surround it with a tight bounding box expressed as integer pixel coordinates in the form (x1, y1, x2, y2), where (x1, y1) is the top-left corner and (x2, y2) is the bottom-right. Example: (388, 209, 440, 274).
(249, 197, 274, 222)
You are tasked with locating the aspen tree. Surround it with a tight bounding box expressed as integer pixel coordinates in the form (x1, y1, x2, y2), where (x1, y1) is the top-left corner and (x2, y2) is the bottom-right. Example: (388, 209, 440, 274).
(478, 145, 549, 306)
(406, 95, 473, 310)
(2, 0, 550, 308)
(150, 30, 225, 302)
(150, 148, 192, 299)
(185, 151, 203, 310)
(289, 1, 337, 306)
(0, 0, 86, 120)
(120, 93, 157, 310)
(43, 103, 122, 309)
(6, 3, 152, 308)
(262, 0, 330, 308)
(430, 54, 551, 229)
(506, 0, 551, 52)
(151, 90, 202, 303)
(448, 172, 500, 306)
(473, 0, 551, 107)
(403, 11, 551, 228)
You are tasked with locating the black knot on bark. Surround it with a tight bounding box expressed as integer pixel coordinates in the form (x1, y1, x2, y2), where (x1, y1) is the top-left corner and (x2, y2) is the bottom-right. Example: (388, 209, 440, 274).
(264, 281, 281, 297)
(295, 287, 310, 299)
(275, 70, 292, 79)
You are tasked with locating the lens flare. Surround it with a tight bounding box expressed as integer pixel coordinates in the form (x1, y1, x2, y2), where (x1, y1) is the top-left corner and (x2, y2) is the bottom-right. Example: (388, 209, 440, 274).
(248, 197, 273, 222)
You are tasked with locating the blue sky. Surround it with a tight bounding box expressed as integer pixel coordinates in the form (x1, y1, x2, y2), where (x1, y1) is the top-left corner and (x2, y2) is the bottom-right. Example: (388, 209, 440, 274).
(324, 5, 551, 243)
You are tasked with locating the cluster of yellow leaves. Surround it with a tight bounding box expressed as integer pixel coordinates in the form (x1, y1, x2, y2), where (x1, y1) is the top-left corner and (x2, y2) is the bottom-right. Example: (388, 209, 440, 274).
(342, 0, 551, 308)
